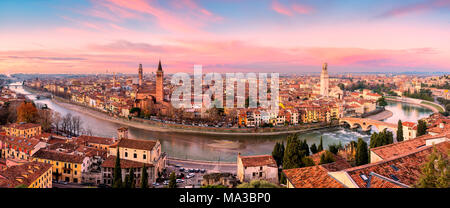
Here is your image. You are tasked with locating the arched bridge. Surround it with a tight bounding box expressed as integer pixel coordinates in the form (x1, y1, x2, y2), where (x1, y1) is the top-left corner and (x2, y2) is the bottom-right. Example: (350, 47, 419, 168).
(340, 117, 397, 132)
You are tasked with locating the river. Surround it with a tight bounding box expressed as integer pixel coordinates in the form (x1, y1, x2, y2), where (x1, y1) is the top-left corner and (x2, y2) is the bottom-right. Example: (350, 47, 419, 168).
(8, 84, 433, 162)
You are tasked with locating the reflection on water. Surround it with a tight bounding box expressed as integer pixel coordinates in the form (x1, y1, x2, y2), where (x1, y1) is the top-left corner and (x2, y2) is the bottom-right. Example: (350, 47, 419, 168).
(9, 84, 433, 162)
(383, 101, 433, 123)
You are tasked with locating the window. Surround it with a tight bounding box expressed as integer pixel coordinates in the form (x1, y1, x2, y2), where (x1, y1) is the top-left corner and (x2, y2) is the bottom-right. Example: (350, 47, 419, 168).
(390, 165, 399, 171)
(143, 154, 146, 159)
(390, 174, 399, 181)
(134, 153, 137, 158)
(360, 174, 368, 181)
(125, 152, 128, 157)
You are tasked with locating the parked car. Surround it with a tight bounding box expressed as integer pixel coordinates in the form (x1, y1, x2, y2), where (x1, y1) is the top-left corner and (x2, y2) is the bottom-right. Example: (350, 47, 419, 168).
(152, 182, 160, 186)
(179, 168, 185, 172)
(200, 169, 206, 173)
(195, 169, 200, 173)
(163, 180, 169, 185)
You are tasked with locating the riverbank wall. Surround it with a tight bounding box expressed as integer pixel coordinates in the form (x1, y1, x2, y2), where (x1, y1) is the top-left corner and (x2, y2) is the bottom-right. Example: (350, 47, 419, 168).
(385, 96, 443, 113)
(49, 94, 340, 136)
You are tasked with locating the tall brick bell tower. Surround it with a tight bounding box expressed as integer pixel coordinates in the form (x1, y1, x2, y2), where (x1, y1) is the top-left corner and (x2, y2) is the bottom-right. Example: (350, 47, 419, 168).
(156, 60, 164, 103)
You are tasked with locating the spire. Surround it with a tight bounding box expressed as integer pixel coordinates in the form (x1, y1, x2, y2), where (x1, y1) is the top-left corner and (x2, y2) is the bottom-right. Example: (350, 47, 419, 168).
(139, 63, 143, 70)
(322, 62, 328, 71)
(157, 60, 162, 72)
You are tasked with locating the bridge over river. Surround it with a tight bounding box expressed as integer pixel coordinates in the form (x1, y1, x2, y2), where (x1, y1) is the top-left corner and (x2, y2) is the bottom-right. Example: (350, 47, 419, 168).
(340, 117, 398, 132)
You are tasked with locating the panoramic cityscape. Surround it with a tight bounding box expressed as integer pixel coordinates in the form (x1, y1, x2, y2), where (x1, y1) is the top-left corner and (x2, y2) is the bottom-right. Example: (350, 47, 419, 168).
(0, 0, 449, 191)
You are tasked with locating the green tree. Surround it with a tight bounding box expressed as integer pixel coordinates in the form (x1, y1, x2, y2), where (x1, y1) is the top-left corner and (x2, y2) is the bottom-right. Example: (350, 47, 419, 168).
(397, 120, 404, 142)
(237, 180, 279, 188)
(301, 156, 315, 167)
(355, 138, 369, 166)
(415, 147, 449, 188)
(282, 134, 303, 169)
(300, 140, 310, 156)
(370, 129, 394, 148)
(317, 136, 324, 152)
(112, 148, 122, 188)
(310, 143, 318, 154)
(377, 96, 388, 109)
(319, 151, 336, 165)
(168, 172, 177, 188)
(272, 142, 284, 167)
(328, 143, 341, 155)
(417, 120, 427, 136)
(141, 164, 148, 188)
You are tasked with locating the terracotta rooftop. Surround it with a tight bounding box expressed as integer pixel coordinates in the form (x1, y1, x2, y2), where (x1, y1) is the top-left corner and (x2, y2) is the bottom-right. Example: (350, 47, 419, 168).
(402, 121, 416, 128)
(370, 136, 427, 160)
(74, 135, 116, 145)
(0, 161, 52, 188)
(238, 155, 277, 168)
(367, 172, 407, 188)
(427, 124, 450, 134)
(101, 155, 153, 169)
(2, 136, 41, 152)
(4, 123, 41, 130)
(32, 149, 86, 164)
(345, 141, 449, 188)
(110, 138, 157, 151)
(283, 166, 345, 188)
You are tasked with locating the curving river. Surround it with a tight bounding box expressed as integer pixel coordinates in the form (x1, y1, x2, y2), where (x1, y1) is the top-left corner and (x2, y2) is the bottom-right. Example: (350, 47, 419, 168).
(9, 84, 433, 162)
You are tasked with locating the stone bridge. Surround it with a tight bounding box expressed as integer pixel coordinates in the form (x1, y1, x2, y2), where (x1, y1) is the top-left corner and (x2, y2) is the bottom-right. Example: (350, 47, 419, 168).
(339, 117, 397, 132)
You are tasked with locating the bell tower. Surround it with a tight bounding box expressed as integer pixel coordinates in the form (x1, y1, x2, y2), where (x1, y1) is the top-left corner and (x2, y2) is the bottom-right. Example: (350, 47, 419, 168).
(156, 60, 164, 103)
(138, 64, 143, 87)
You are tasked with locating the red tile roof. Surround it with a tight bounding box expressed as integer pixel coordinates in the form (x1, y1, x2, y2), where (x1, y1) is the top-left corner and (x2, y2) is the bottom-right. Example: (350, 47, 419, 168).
(345, 141, 449, 188)
(239, 155, 277, 168)
(5, 123, 41, 130)
(0, 161, 52, 188)
(110, 138, 157, 151)
(370, 136, 427, 160)
(32, 149, 86, 164)
(74, 135, 116, 145)
(283, 166, 345, 188)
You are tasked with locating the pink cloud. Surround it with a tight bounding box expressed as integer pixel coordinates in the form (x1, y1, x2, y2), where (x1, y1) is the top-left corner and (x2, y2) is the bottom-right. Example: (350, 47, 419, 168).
(271, 0, 313, 16)
(377, 0, 450, 18)
(272, 1, 293, 16)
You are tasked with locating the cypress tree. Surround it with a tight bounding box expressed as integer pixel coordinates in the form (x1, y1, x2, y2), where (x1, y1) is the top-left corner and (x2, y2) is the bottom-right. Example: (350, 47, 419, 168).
(113, 147, 122, 188)
(141, 164, 148, 188)
(272, 142, 282, 167)
(310, 143, 318, 154)
(355, 138, 369, 166)
(282, 134, 302, 169)
(318, 136, 323, 152)
(397, 120, 404, 142)
(417, 120, 427, 136)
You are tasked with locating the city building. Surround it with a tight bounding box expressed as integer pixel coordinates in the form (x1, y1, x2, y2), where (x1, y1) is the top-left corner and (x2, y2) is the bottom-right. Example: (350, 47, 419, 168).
(320, 62, 329, 97)
(32, 149, 89, 183)
(0, 161, 52, 188)
(105, 137, 167, 185)
(3, 123, 42, 138)
(237, 153, 278, 184)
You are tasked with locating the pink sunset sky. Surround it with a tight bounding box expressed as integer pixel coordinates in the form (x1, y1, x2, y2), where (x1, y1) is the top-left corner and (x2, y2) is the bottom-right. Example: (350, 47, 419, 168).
(0, 0, 449, 74)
